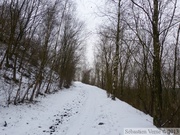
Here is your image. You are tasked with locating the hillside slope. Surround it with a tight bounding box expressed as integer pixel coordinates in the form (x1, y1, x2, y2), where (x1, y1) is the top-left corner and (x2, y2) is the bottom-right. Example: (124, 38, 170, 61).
(0, 82, 156, 135)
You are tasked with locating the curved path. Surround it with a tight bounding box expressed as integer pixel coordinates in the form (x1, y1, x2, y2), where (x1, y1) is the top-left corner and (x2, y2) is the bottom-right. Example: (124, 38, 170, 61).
(0, 82, 156, 135)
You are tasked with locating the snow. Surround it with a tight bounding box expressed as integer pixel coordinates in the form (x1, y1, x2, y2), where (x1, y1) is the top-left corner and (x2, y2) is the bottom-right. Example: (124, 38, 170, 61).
(0, 82, 157, 135)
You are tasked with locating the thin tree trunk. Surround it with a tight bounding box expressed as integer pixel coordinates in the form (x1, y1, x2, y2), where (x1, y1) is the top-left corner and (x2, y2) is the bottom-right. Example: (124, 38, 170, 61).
(21, 83, 34, 103)
(112, 0, 121, 100)
(152, 0, 163, 127)
(173, 24, 180, 100)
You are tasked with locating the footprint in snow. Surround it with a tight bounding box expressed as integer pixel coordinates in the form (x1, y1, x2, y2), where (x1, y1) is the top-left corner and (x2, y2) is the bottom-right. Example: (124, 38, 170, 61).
(98, 122, 104, 125)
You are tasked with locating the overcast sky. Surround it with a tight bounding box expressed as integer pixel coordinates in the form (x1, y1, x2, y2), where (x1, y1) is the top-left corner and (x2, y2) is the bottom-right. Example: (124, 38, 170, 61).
(75, 0, 180, 65)
(76, 0, 105, 65)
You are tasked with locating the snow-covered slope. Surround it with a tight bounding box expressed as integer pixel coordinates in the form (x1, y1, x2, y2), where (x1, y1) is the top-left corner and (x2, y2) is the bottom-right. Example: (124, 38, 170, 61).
(0, 82, 156, 135)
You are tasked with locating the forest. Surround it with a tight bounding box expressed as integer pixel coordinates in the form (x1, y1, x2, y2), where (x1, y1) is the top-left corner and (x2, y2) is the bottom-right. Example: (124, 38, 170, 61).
(0, 0, 85, 105)
(82, 0, 180, 127)
(0, 0, 180, 128)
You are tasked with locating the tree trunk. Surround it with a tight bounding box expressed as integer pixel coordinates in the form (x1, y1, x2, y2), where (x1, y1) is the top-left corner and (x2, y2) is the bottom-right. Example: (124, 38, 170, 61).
(152, 0, 163, 127)
(112, 0, 121, 100)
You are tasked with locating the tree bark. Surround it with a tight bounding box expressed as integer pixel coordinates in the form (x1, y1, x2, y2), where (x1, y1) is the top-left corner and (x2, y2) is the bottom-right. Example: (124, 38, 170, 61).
(152, 0, 163, 127)
(112, 0, 121, 100)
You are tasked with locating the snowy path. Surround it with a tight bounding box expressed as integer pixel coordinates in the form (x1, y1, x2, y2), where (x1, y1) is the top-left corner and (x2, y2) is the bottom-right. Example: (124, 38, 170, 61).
(0, 82, 156, 135)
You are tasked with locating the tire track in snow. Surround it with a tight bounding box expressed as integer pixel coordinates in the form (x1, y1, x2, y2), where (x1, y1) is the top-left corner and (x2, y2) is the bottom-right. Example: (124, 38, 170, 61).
(64, 84, 105, 135)
(42, 87, 88, 135)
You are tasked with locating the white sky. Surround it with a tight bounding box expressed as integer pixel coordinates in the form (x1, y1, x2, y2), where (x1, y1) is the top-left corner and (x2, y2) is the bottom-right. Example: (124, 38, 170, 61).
(76, 0, 105, 65)
(76, 0, 180, 66)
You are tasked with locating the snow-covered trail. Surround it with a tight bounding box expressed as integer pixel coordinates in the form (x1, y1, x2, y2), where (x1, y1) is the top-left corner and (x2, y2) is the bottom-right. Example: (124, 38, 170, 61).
(0, 82, 156, 135)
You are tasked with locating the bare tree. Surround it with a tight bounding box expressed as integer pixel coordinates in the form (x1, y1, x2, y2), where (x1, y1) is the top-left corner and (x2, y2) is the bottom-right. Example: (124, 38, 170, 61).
(111, 0, 121, 100)
(129, 0, 179, 126)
